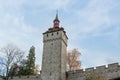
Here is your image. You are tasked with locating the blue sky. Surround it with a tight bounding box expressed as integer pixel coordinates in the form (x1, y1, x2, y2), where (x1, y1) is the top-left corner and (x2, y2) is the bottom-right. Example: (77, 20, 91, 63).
(0, 0, 120, 68)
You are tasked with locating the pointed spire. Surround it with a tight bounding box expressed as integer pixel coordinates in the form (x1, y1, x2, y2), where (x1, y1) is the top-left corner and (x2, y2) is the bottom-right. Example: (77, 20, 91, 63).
(55, 10, 58, 20)
(54, 10, 59, 22)
(53, 10, 60, 28)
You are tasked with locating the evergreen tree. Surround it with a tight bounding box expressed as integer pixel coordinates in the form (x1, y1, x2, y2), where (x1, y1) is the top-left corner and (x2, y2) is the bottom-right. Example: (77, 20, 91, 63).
(26, 46, 35, 75)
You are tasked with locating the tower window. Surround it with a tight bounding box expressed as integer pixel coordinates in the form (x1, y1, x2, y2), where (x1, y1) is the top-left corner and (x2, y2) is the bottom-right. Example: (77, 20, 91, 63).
(50, 72, 51, 76)
(47, 34, 48, 37)
(51, 33, 53, 36)
(57, 32, 59, 35)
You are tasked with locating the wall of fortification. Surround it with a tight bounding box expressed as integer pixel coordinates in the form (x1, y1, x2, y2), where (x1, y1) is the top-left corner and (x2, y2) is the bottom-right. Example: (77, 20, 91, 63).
(8, 63, 120, 80)
(67, 63, 120, 80)
(8, 75, 40, 80)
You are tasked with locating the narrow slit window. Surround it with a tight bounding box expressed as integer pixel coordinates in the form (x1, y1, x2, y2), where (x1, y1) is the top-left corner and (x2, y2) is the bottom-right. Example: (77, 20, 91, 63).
(57, 32, 59, 35)
(52, 33, 53, 36)
(47, 34, 48, 37)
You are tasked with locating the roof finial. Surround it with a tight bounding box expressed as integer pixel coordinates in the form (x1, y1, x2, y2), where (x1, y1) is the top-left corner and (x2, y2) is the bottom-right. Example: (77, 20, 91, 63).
(53, 10, 59, 22)
(55, 10, 58, 20)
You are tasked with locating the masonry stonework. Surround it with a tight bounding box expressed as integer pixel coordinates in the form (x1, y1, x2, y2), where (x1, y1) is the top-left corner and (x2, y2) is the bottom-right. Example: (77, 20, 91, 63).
(40, 13, 68, 80)
(9, 63, 120, 80)
(67, 63, 120, 80)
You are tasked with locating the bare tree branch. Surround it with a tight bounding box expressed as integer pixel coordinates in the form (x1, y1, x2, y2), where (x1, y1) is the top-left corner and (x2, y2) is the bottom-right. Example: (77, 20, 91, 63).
(0, 44, 24, 80)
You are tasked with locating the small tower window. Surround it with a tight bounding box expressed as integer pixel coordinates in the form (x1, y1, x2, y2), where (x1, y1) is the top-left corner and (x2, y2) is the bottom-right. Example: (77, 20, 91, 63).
(57, 32, 59, 35)
(50, 72, 51, 76)
(51, 33, 53, 36)
(47, 34, 48, 37)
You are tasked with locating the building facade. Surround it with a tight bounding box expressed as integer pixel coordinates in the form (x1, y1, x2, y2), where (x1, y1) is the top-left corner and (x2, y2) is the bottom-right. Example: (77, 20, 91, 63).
(40, 13, 68, 80)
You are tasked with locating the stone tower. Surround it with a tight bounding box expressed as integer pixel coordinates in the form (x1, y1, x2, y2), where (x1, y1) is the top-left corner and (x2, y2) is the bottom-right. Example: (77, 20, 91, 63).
(41, 13, 68, 80)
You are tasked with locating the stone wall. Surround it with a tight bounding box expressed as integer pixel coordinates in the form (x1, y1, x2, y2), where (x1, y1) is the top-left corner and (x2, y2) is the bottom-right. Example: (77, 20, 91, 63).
(9, 63, 120, 80)
(67, 63, 120, 80)
(41, 30, 67, 80)
(9, 75, 40, 80)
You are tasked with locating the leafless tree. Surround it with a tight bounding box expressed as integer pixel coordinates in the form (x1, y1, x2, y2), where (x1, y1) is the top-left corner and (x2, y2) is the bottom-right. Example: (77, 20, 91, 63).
(67, 48, 81, 71)
(0, 44, 24, 80)
(0, 57, 5, 76)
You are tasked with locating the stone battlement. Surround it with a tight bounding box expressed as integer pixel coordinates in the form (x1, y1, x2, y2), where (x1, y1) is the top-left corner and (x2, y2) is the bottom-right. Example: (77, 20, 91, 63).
(68, 63, 119, 73)
(67, 63, 120, 80)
